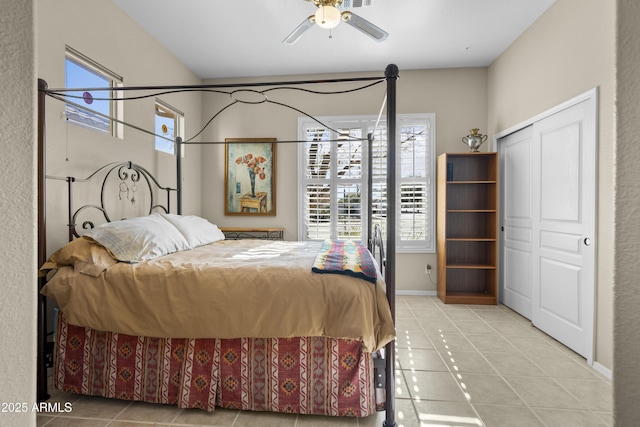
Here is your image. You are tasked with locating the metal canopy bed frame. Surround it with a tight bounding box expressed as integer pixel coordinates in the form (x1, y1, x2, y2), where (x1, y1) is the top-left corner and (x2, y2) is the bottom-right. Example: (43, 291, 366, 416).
(37, 64, 399, 427)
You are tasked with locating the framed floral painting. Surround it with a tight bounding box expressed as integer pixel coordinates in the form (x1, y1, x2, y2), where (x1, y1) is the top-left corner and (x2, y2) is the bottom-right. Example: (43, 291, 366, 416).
(224, 138, 277, 216)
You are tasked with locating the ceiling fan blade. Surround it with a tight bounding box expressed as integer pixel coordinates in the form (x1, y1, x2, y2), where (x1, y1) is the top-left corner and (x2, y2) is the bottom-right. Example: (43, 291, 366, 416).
(341, 11, 388, 41)
(283, 16, 315, 45)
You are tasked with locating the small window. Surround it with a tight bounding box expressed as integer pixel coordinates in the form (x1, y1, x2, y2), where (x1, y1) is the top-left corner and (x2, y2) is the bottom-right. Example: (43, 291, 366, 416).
(155, 100, 184, 155)
(64, 47, 123, 137)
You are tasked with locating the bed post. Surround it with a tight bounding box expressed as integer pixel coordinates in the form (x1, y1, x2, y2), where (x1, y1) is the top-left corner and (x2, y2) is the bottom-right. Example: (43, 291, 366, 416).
(367, 132, 374, 250)
(384, 64, 398, 427)
(176, 137, 183, 215)
(37, 78, 50, 402)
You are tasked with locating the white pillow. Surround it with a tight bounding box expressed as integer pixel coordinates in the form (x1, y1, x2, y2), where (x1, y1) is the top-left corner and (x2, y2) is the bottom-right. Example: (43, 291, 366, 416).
(84, 213, 190, 263)
(160, 213, 225, 248)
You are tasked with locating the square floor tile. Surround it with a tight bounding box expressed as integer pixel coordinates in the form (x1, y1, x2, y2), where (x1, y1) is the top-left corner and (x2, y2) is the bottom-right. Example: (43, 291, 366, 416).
(404, 371, 467, 402)
(439, 350, 498, 375)
(296, 414, 357, 426)
(404, 297, 438, 309)
(593, 411, 614, 426)
(46, 389, 83, 408)
(506, 336, 567, 358)
(394, 371, 412, 400)
(473, 310, 520, 323)
(554, 378, 613, 412)
(532, 408, 609, 426)
(473, 404, 545, 427)
(397, 348, 448, 372)
(440, 307, 481, 321)
(457, 374, 525, 406)
(503, 376, 585, 410)
(428, 332, 476, 352)
(527, 353, 601, 380)
(482, 351, 546, 377)
(39, 418, 110, 427)
(452, 319, 496, 335)
(395, 300, 414, 319)
(411, 307, 449, 321)
(413, 400, 479, 426)
(234, 410, 297, 427)
(465, 333, 516, 353)
(172, 407, 239, 426)
(395, 317, 424, 333)
(37, 415, 54, 427)
(378, 399, 420, 427)
(467, 304, 503, 311)
(62, 396, 130, 420)
(108, 421, 172, 427)
(416, 317, 458, 334)
(395, 330, 434, 349)
(115, 401, 180, 423)
(488, 320, 536, 337)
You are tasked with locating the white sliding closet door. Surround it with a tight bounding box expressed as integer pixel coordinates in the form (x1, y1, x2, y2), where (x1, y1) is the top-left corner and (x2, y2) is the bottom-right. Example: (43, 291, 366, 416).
(499, 126, 534, 319)
(499, 91, 596, 362)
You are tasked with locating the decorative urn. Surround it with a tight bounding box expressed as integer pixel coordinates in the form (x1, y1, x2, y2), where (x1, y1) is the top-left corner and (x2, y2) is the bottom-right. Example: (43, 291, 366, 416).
(462, 128, 488, 152)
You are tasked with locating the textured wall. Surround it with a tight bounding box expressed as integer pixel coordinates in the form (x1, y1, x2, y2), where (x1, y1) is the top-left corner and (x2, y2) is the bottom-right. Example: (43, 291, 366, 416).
(0, 0, 37, 426)
(614, 0, 640, 424)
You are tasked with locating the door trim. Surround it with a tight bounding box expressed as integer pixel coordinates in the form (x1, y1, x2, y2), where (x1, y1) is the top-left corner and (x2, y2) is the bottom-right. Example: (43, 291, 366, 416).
(494, 87, 598, 366)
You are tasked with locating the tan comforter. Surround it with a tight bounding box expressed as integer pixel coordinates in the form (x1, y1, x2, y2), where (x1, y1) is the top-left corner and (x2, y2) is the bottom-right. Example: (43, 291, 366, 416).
(41, 239, 395, 352)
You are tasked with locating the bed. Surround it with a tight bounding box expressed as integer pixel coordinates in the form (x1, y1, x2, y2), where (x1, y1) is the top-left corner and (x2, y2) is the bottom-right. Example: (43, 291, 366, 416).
(37, 65, 400, 425)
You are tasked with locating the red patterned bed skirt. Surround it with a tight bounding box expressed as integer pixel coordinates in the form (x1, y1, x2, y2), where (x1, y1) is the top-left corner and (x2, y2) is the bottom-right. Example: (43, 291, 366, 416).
(54, 313, 384, 416)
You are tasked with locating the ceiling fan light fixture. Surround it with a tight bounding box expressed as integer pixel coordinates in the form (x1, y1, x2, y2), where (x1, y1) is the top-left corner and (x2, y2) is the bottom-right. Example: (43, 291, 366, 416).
(315, 5, 341, 29)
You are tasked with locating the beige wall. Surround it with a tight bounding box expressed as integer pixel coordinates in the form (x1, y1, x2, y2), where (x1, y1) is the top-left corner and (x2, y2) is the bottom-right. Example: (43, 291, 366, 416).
(37, 0, 204, 254)
(615, 0, 640, 423)
(487, 0, 615, 371)
(200, 67, 488, 293)
(0, 1, 37, 426)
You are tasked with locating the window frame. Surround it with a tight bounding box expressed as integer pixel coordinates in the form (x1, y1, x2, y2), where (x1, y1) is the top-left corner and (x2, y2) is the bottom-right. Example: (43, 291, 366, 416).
(395, 114, 436, 253)
(154, 99, 184, 156)
(297, 113, 436, 253)
(64, 46, 123, 138)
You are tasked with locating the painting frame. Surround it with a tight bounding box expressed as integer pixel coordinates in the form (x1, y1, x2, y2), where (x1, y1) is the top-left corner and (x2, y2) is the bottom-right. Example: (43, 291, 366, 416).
(224, 138, 277, 216)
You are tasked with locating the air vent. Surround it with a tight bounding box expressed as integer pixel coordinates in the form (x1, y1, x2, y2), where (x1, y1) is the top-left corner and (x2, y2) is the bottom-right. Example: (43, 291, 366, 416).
(342, 0, 373, 8)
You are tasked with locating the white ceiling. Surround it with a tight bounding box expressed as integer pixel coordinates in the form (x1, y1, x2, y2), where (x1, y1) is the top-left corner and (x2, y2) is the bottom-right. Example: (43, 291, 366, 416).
(112, 0, 555, 80)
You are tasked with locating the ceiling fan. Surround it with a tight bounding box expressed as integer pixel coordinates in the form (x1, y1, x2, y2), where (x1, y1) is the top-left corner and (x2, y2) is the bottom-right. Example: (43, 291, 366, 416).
(283, 0, 389, 44)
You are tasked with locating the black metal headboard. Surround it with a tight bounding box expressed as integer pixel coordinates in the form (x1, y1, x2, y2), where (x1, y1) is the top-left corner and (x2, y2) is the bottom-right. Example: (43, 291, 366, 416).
(47, 161, 179, 241)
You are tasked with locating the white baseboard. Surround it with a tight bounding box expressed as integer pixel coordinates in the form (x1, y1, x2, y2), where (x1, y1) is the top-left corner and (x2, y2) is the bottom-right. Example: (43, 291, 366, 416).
(396, 290, 437, 297)
(591, 361, 612, 380)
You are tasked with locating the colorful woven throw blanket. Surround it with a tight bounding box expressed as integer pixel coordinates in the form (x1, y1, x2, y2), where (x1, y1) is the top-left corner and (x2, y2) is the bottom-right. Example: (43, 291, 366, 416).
(312, 240, 377, 284)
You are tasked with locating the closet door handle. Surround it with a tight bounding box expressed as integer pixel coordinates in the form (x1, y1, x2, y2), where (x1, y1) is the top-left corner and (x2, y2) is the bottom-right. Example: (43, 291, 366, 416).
(584, 238, 591, 246)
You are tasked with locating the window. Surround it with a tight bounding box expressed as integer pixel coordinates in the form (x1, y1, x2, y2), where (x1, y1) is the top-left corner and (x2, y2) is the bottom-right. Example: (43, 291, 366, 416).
(155, 100, 184, 155)
(301, 122, 365, 241)
(298, 114, 435, 252)
(65, 47, 123, 137)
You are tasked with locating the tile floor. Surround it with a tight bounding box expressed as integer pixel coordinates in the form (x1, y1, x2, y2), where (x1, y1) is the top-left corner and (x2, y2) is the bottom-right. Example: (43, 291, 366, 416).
(38, 296, 612, 427)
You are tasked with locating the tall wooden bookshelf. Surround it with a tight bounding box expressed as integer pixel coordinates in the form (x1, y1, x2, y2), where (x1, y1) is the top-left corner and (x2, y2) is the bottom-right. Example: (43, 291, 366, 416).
(437, 152, 498, 304)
